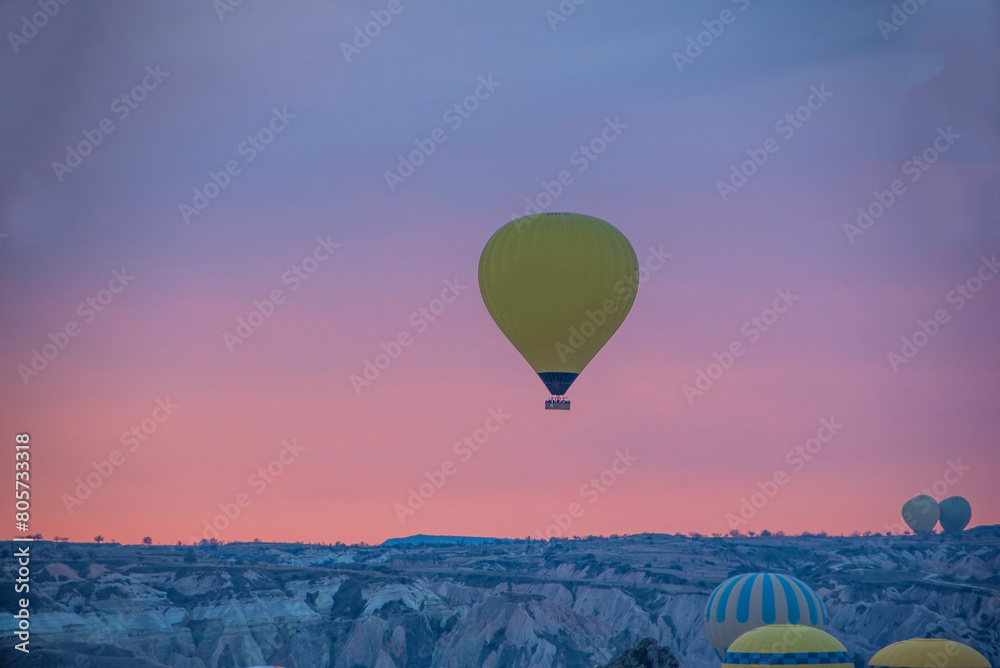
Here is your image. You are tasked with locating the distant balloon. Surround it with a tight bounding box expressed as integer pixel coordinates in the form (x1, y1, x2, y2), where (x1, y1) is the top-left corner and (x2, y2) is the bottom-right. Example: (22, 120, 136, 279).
(901, 494, 940, 534)
(938, 496, 972, 533)
(705, 573, 827, 660)
(869, 638, 990, 668)
(722, 624, 851, 668)
(478, 212, 639, 409)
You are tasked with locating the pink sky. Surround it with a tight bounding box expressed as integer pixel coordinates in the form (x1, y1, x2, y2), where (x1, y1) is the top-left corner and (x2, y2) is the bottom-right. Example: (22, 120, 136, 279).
(1, 1, 998, 544)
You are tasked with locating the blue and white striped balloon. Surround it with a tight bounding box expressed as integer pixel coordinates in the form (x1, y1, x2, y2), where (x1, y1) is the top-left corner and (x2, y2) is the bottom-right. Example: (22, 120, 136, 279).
(704, 573, 827, 660)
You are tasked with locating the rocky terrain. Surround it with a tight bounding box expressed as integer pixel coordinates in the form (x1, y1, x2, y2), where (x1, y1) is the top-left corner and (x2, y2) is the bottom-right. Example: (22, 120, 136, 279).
(2, 529, 998, 668)
(600, 638, 678, 668)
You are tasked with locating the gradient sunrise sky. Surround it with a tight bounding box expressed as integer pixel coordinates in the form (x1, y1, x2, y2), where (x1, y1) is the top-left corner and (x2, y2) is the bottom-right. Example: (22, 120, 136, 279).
(1, 1, 998, 545)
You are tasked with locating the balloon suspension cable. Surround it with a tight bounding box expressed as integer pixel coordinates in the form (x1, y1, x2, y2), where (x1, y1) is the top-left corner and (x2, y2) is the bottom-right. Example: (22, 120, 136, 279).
(545, 395, 571, 410)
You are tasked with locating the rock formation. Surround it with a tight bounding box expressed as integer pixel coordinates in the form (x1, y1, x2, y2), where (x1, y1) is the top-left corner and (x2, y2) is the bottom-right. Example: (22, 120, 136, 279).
(1, 528, 997, 668)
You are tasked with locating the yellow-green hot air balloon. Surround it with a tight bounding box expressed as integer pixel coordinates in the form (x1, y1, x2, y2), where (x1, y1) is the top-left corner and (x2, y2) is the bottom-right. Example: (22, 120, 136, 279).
(869, 639, 991, 668)
(705, 573, 827, 660)
(939, 496, 972, 533)
(902, 494, 940, 534)
(479, 213, 639, 410)
(722, 625, 852, 668)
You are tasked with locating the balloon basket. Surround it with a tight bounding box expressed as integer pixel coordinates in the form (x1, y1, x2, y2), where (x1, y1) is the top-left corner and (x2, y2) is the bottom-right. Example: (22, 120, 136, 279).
(545, 397, 570, 410)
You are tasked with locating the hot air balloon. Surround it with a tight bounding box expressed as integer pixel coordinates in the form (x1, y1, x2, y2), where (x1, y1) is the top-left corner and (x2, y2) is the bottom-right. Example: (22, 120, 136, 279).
(705, 573, 827, 660)
(902, 494, 940, 534)
(478, 213, 639, 410)
(938, 496, 972, 533)
(722, 625, 852, 668)
(869, 638, 990, 668)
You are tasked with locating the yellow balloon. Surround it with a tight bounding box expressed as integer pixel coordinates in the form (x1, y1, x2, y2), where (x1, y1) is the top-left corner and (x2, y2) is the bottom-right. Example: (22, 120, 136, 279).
(479, 213, 639, 407)
(902, 494, 940, 534)
(869, 639, 990, 668)
(722, 625, 851, 668)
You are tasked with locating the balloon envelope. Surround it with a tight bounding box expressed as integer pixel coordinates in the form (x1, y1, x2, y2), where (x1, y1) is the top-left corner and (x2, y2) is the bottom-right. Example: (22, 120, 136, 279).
(478, 213, 639, 397)
(869, 639, 990, 668)
(938, 496, 972, 533)
(722, 625, 851, 668)
(902, 494, 940, 534)
(705, 573, 827, 660)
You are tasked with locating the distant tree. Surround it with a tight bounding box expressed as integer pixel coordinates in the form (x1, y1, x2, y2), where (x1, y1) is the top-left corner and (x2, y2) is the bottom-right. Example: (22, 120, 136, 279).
(142, 536, 153, 545)
(711, 533, 722, 538)
(850, 531, 861, 538)
(53, 535, 61, 541)
(94, 535, 104, 543)
(688, 532, 703, 539)
(728, 529, 742, 537)
(30, 533, 43, 540)
(775, 530, 786, 537)
(176, 540, 183, 546)
(253, 538, 261, 543)
(760, 529, 772, 537)
(747, 531, 757, 537)
(863, 530, 872, 537)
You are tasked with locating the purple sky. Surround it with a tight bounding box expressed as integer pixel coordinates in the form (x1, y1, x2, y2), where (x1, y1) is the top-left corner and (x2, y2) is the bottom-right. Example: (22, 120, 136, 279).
(1, 0, 998, 544)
